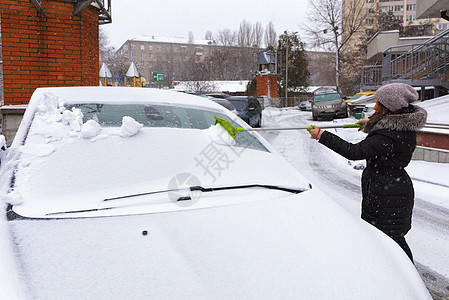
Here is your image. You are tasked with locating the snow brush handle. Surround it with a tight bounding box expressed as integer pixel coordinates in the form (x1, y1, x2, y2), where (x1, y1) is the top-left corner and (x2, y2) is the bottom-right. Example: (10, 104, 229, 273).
(306, 123, 362, 130)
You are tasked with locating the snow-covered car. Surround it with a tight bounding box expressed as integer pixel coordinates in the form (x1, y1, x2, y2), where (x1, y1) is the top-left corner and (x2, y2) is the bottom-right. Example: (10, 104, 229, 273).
(0, 87, 430, 299)
(362, 102, 376, 119)
(299, 99, 312, 111)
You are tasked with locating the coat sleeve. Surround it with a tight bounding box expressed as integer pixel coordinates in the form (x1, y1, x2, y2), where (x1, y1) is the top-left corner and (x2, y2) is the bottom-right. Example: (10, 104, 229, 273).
(318, 130, 393, 161)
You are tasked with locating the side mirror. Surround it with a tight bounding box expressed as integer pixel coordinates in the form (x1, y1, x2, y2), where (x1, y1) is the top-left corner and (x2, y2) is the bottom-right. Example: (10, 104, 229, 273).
(248, 107, 256, 111)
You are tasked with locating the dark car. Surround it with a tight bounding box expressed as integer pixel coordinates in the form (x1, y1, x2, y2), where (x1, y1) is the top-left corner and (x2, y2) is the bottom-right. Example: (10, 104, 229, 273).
(210, 98, 240, 116)
(226, 96, 262, 127)
(205, 93, 231, 99)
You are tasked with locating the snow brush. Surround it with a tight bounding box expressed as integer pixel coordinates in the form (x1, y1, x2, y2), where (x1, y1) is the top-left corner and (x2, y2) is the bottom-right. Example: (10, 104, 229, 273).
(213, 116, 361, 140)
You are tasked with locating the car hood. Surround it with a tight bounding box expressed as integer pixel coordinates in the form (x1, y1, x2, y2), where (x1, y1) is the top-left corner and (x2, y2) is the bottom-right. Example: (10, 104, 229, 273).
(313, 99, 343, 105)
(8, 188, 430, 299)
(3, 126, 310, 218)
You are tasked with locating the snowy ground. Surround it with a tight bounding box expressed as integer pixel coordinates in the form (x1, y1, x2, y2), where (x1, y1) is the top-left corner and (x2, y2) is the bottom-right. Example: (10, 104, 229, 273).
(259, 106, 449, 298)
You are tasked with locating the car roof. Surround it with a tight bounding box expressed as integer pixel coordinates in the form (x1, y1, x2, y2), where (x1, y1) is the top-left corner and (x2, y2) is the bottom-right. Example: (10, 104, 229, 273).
(30, 87, 220, 110)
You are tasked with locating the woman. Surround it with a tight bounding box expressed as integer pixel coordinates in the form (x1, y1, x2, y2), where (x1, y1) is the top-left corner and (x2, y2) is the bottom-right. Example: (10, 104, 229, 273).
(307, 83, 427, 262)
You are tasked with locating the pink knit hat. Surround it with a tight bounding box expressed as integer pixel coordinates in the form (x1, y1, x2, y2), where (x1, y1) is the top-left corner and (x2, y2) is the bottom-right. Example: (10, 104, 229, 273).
(374, 83, 418, 112)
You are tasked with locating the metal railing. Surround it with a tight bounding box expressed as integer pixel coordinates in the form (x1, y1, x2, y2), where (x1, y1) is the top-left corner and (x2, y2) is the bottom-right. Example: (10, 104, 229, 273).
(360, 65, 382, 89)
(361, 30, 449, 90)
(382, 42, 449, 85)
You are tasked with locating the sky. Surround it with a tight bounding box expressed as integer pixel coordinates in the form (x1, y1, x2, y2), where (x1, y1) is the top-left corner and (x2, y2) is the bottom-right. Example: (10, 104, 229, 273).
(102, 0, 311, 49)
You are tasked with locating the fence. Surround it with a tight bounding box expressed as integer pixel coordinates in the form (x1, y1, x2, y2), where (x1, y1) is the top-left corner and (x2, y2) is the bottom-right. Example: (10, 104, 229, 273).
(257, 96, 310, 109)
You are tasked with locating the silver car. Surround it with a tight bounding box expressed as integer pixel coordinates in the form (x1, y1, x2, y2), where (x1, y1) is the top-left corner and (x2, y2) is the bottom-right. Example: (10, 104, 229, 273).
(312, 90, 348, 121)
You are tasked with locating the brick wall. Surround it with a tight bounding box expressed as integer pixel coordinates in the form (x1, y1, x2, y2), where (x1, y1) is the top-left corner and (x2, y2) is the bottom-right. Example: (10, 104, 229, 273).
(0, 0, 99, 105)
(256, 74, 278, 98)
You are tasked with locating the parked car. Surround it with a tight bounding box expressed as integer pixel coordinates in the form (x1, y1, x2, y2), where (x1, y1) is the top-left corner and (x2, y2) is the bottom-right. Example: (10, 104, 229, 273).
(226, 96, 262, 127)
(205, 93, 231, 99)
(311, 88, 348, 121)
(299, 99, 312, 111)
(345, 91, 376, 103)
(0, 87, 430, 299)
(362, 102, 376, 119)
(210, 98, 239, 116)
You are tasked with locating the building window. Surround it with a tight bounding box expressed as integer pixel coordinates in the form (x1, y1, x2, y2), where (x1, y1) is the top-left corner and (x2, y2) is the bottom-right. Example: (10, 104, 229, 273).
(366, 8, 375, 14)
(149, 53, 153, 58)
(149, 62, 153, 67)
(140, 45, 145, 50)
(141, 53, 145, 58)
(195, 47, 203, 55)
(366, 0, 373, 3)
(124, 45, 128, 51)
(130, 52, 136, 58)
(393, 5, 403, 12)
(407, 4, 416, 11)
(149, 46, 153, 51)
(174, 47, 178, 52)
(366, 19, 374, 25)
(181, 46, 187, 52)
(131, 44, 136, 50)
(157, 46, 161, 51)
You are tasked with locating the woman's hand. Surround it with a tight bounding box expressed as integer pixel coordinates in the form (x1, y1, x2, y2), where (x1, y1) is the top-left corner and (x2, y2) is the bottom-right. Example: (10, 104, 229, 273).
(356, 119, 368, 131)
(307, 125, 321, 140)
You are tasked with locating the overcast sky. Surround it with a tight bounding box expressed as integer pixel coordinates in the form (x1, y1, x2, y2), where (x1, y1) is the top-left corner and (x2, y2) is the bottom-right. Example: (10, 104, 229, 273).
(102, 0, 311, 49)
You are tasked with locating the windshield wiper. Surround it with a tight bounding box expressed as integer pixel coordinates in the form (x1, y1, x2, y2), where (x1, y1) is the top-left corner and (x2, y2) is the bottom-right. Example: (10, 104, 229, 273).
(34, 185, 305, 217)
(104, 184, 304, 202)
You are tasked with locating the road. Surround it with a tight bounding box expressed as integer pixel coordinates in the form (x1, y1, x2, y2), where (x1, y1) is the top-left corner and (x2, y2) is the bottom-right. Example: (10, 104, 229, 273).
(259, 108, 449, 299)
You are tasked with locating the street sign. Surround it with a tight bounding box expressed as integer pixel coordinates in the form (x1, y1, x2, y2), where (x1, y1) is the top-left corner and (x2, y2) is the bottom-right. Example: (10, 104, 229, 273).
(153, 72, 164, 82)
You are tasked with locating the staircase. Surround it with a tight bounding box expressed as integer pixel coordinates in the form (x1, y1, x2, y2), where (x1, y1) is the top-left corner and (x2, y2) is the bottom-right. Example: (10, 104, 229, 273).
(361, 29, 449, 91)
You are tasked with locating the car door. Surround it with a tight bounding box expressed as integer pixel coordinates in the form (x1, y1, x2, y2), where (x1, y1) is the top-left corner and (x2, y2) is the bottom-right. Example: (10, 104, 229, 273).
(247, 98, 260, 127)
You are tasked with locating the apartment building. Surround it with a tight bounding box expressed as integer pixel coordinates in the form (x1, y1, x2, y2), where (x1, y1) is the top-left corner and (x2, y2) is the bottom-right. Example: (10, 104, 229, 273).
(116, 36, 216, 85)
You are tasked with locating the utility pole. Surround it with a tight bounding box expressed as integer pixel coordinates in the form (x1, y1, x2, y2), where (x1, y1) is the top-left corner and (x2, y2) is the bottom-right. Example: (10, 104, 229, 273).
(284, 30, 298, 99)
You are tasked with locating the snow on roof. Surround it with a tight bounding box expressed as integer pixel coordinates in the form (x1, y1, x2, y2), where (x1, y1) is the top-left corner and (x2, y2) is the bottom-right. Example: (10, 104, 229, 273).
(129, 35, 214, 46)
(173, 81, 249, 93)
(415, 94, 449, 124)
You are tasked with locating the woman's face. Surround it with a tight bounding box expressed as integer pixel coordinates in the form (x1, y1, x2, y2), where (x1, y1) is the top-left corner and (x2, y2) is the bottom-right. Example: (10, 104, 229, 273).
(373, 99, 380, 113)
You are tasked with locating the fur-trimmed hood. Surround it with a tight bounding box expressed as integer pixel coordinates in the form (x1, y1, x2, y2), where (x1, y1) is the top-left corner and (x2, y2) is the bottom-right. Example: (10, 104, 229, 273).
(365, 105, 427, 133)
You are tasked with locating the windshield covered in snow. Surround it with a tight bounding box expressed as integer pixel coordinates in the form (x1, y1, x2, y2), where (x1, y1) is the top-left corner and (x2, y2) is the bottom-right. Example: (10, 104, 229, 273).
(64, 103, 268, 152)
(67, 103, 220, 129)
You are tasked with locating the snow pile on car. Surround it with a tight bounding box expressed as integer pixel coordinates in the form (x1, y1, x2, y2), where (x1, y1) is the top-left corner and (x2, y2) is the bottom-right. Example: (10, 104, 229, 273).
(205, 123, 236, 146)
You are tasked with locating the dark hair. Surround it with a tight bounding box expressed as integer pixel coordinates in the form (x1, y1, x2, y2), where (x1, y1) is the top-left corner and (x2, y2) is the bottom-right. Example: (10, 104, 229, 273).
(362, 101, 389, 133)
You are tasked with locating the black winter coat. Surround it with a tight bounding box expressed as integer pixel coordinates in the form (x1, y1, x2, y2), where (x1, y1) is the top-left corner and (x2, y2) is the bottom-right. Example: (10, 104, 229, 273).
(318, 106, 427, 237)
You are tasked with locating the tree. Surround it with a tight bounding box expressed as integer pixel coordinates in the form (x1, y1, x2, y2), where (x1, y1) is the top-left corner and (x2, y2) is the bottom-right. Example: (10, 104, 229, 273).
(216, 28, 237, 46)
(238, 20, 252, 47)
(188, 31, 195, 44)
(378, 11, 403, 31)
(277, 32, 310, 96)
(252, 22, 264, 47)
(99, 27, 131, 78)
(265, 21, 277, 49)
(204, 30, 213, 40)
(99, 27, 114, 65)
(304, 0, 368, 93)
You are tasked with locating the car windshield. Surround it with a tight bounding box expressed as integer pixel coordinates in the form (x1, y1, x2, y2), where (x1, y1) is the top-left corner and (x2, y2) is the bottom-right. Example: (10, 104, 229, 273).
(227, 100, 247, 110)
(65, 103, 267, 152)
(349, 94, 364, 100)
(313, 93, 341, 102)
